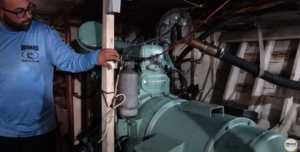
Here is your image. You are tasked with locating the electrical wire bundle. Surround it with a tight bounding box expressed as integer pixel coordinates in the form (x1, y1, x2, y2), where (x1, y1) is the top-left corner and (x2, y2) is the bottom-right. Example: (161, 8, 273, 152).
(97, 66, 126, 144)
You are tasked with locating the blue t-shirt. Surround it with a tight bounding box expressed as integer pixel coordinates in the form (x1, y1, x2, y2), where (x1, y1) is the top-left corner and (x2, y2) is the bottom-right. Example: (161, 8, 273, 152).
(0, 20, 100, 137)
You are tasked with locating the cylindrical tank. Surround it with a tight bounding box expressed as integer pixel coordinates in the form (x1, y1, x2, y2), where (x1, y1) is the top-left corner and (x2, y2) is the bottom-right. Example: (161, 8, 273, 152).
(77, 21, 135, 54)
(118, 67, 139, 117)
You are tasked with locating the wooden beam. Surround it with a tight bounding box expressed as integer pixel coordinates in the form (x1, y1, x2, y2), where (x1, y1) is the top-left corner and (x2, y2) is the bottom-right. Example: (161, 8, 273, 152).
(248, 41, 275, 112)
(223, 42, 248, 104)
(286, 42, 300, 92)
(102, 0, 115, 151)
(271, 102, 297, 131)
(219, 25, 300, 43)
(277, 42, 300, 135)
(201, 32, 223, 102)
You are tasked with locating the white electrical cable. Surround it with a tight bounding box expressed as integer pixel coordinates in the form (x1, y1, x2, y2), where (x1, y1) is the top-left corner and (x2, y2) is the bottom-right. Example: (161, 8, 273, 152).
(97, 93, 126, 144)
(257, 16, 265, 77)
(97, 66, 125, 144)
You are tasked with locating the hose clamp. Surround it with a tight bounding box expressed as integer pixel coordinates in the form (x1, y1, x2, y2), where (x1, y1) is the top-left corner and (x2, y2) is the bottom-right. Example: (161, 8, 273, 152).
(217, 48, 225, 59)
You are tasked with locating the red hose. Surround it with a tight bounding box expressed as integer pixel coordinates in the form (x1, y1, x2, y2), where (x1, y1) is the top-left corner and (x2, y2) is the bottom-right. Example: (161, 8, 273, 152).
(143, 0, 231, 60)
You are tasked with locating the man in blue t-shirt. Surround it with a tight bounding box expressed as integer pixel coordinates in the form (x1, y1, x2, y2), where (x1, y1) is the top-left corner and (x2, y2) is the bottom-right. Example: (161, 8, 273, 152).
(0, 0, 119, 151)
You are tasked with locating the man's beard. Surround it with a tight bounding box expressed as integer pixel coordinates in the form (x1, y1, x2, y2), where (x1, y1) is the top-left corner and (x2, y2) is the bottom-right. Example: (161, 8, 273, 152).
(3, 15, 31, 31)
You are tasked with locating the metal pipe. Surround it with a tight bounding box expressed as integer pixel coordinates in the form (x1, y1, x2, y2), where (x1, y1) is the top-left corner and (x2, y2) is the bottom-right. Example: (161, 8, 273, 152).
(187, 39, 224, 58)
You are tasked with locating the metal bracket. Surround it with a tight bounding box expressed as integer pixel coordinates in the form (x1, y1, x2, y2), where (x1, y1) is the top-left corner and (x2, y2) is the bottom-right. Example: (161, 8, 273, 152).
(180, 101, 224, 118)
(106, 0, 121, 14)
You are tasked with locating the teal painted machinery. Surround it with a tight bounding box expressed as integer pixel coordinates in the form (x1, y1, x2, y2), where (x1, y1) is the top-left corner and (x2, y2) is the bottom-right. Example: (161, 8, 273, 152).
(77, 21, 288, 152)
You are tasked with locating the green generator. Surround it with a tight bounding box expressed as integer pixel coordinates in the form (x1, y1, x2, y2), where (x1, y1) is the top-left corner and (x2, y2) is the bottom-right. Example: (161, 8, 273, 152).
(76, 21, 288, 152)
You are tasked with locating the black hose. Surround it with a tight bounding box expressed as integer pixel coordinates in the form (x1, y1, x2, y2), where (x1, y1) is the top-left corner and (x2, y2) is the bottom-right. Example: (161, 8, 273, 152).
(171, 68, 188, 95)
(176, 2, 300, 63)
(221, 52, 258, 77)
(221, 51, 300, 90)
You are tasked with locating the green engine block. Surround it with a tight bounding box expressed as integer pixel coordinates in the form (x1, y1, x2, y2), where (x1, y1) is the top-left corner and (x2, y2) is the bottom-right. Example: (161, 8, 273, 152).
(118, 98, 287, 152)
(77, 21, 288, 152)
